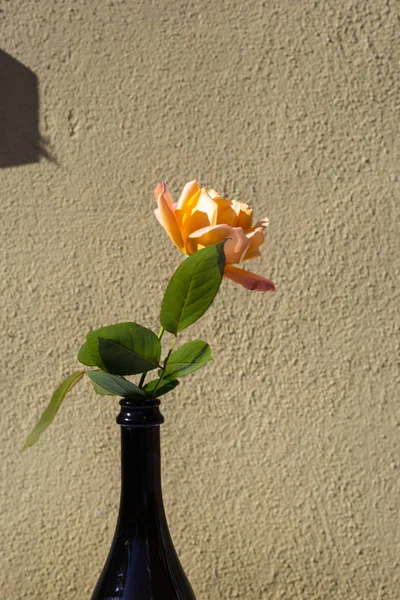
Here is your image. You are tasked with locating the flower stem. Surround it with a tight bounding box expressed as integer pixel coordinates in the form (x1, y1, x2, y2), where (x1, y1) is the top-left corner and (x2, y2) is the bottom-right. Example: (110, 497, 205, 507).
(138, 326, 166, 389)
(152, 334, 177, 396)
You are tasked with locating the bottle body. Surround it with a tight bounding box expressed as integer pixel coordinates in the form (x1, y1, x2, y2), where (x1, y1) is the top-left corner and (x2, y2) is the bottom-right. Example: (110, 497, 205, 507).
(91, 400, 196, 600)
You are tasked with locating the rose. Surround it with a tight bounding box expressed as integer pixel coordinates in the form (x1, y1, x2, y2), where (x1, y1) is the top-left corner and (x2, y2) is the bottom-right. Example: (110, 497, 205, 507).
(23, 179, 277, 450)
(154, 180, 275, 291)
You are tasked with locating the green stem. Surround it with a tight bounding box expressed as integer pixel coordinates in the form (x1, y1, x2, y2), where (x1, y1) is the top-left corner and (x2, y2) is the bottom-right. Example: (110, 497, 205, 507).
(138, 372, 147, 389)
(139, 326, 166, 389)
(152, 334, 177, 396)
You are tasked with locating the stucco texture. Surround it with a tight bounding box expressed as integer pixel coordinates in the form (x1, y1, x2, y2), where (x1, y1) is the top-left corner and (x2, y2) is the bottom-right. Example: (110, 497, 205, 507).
(1, 0, 399, 598)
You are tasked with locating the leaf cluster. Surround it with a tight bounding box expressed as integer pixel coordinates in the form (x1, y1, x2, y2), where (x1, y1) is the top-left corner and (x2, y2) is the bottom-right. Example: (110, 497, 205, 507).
(23, 242, 226, 449)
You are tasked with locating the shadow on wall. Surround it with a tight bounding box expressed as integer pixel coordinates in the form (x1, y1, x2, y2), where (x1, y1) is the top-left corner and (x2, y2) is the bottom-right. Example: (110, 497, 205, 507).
(0, 49, 55, 168)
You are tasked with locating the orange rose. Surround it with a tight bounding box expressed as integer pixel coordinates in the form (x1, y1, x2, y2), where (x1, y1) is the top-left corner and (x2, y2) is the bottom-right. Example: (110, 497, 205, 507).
(154, 180, 275, 292)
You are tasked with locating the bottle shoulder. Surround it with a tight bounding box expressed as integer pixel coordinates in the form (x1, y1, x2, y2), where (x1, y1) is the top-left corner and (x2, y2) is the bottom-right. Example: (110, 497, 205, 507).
(91, 526, 196, 600)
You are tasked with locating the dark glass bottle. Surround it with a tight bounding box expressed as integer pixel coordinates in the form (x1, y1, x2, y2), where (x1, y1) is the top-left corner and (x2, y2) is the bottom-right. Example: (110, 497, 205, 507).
(91, 398, 196, 600)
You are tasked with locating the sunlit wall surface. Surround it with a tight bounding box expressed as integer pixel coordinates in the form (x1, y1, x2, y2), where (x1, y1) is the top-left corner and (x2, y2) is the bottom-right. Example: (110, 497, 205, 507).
(2, 1, 399, 598)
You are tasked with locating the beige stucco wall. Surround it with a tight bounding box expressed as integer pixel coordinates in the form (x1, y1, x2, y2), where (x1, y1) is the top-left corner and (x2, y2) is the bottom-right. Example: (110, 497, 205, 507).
(2, 1, 399, 598)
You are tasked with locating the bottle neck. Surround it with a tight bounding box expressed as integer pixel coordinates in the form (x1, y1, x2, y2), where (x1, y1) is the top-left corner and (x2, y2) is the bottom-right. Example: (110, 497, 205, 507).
(116, 399, 166, 526)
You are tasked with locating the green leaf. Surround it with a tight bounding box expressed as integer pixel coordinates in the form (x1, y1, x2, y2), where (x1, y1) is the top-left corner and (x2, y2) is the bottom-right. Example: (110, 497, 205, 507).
(161, 340, 212, 379)
(86, 322, 161, 375)
(160, 242, 226, 334)
(22, 372, 84, 450)
(144, 378, 179, 398)
(93, 383, 114, 396)
(87, 371, 145, 397)
(77, 341, 96, 366)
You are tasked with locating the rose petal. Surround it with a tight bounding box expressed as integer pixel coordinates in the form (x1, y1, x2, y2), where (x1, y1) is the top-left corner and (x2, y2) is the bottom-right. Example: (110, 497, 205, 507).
(253, 217, 269, 229)
(154, 183, 185, 251)
(224, 229, 250, 264)
(242, 226, 265, 260)
(223, 265, 276, 291)
(242, 248, 262, 261)
(179, 188, 219, 248)
(177, 180, 200, 210)
(216, 198, 240, 226)
(246, 226, 265, 243)
(181, 210, 216, 254)
(188, 223, 230, 243)
(192, 190, 218, 226)
(234, 201, 253, 230)
(154, 182, 169, 203)
(189, 224, 249, 264)
(179, 188, 219, 252)
(207, 189, 219, 199)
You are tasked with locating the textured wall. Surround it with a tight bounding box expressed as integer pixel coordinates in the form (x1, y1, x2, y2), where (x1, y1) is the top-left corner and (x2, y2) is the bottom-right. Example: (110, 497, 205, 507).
(2, 1, 399, 598)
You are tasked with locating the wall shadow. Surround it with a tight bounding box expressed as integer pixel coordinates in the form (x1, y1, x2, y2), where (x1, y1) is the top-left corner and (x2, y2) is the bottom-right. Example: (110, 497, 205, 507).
(0, 49, 54, 168)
